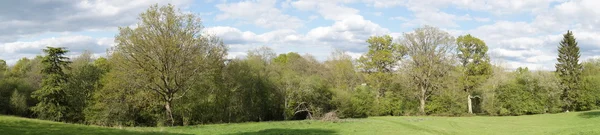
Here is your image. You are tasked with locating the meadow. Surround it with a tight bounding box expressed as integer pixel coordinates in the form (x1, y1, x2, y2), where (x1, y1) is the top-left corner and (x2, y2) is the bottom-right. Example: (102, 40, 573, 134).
(2, 110, 600, 135)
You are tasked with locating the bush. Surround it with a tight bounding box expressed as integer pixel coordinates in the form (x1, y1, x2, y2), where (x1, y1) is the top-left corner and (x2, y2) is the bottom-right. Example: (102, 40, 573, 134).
(426, 89, 466, 116)
(336, 85, 374, 118)
(10, 90, 28, 116)
(370, 92, 403, 116)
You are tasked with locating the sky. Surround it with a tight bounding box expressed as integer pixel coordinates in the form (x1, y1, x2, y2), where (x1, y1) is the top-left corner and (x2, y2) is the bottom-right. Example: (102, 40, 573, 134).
(1, 0, 599, 70)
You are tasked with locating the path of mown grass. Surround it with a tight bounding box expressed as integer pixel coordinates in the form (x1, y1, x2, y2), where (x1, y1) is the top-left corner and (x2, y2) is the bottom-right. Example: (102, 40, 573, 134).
(2, 111, 600, 135)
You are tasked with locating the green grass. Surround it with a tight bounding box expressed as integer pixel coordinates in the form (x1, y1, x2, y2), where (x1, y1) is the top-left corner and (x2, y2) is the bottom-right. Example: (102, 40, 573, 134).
(0, 115, 186, 135)
(2, 111, 600, 135)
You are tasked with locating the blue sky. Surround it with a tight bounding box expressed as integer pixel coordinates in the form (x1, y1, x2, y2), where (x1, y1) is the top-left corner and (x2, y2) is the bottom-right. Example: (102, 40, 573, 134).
(1, 0, 600, 70)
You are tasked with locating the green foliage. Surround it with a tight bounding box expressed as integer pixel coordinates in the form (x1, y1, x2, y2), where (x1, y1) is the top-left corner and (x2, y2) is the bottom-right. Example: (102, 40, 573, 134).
(456, 34, 492, 114)
(325, 50, 362, 91)
(31, 47, 71, 121)
(400, 25, 456, 115)
(358, 35, 405, 73)
(337, 85, 374, 118)
(64, 52, 105, 123)
(9, 58, 31, 77)
(0, 59, 7, 78)
(0, 58, 39, 117)
(556, 30, 583, 111)
(358, 35, 405, 97)
(111, 4, 227, 126)
(272, 53, 334, 119)
(85, 67, 163, 126)
(492, 68, 562, 115)
(577, 59, 600, 110)
(535, 71, 564, 113)
(10, 90, 28, 116)
(370, 91, 405, 116)
(219, 56, 282, 122)
(426, 69, 466, 116)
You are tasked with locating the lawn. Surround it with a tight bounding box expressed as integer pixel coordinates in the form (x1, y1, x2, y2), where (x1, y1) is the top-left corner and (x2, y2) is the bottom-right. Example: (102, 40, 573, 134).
(2, 111, 600, 135)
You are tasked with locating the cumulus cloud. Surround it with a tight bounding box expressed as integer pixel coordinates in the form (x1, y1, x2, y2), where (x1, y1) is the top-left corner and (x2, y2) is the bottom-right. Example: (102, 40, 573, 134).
(458, 0, 600, 70)
(306, 16, 390, 52)
(0, 0, 192, 63)
(292, 0, 362, 21)
(215, 0, 304, 29)
(0, 35, 114, 64)
(0, 0, 192, 43)
(3, 0, 600, 71)
(364, 0, 563, 15)
(205, 15, 390, 58)
(401, 10, 473, 28)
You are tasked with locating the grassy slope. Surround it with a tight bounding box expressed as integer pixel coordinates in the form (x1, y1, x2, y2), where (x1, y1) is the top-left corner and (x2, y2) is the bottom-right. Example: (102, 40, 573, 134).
(0, 116, 185, 135)
(2, 111, 600, 135)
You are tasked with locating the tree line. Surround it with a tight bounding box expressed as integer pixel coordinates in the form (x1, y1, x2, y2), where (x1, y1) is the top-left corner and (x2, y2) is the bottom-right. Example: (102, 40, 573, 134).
(0, 4, 598, 127)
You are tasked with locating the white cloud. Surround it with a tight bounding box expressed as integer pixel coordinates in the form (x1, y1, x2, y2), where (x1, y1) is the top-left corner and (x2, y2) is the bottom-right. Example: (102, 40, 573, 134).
(306, 16, 389, 46)
(401, 11, 471, 28)
(370, 0, 564, 15)
(389, 16, 409, 21)
(373, 12, 383, 16)
(0, 0, 192, 43)
(292, 0, 361, 21)
(205, 13, 390, 59)
(473, 17, 491, 22)
(0, 35, 114, 64)
(215, 0, 304, 29)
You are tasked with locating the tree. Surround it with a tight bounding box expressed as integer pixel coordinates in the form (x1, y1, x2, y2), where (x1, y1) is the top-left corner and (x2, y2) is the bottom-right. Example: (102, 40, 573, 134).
(358, 35, 406, 97)
(9, 58, 31, 77)
(112, 4, 226, 126)
(10, 90, 28, 116)
(456, 34, 492, 114)
(31, 47, 71, 121)
(325, 50, 362, 94)
(0, 59, 7, 78)
(325, 50, 368, 118)
(65, 51, 104, 123)
(577, 59, 600, 110)
(555, 30, 582, 111)
(270, 52, 334, 119)
(358, 35, 406, 73)
(400, 25, 456, 115)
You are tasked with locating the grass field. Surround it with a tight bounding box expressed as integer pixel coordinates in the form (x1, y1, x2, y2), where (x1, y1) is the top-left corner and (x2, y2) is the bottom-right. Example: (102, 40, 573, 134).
(1, 111, 600, 135)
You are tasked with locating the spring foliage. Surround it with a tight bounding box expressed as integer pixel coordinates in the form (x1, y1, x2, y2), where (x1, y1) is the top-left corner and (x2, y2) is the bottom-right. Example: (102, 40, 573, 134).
(0, 4, 597, 127)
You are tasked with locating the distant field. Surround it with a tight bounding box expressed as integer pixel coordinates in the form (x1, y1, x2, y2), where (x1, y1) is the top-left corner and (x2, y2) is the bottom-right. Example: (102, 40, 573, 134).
(2, 111, 600, 135)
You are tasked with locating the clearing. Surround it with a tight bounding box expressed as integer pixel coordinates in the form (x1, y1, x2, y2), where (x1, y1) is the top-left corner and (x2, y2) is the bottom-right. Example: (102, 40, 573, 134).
(1, 111, 600, 135)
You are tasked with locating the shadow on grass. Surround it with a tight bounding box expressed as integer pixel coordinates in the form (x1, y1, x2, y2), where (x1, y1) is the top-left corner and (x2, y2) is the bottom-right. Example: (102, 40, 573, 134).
(578, 111, 600, 118)
(226, 128, 337, 135)
(0, 118, 190, 135)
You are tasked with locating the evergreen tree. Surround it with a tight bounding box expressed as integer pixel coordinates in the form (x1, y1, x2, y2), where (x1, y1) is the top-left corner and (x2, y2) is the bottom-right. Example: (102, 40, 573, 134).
(555, 30, 582, 111)
(31, 47, 71, 121)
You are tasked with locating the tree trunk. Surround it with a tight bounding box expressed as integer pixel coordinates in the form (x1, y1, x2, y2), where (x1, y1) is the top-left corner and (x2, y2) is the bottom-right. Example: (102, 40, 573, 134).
(468, 94, 473, 114)
(419, 98, 425, 115)
(165, 100, 174, 126)
(419, 87, 426, 115)
(283, 98, 287, 120)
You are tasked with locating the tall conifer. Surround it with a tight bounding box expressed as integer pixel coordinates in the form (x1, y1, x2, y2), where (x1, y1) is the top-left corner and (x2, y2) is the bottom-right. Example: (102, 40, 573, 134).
(555, 30, 582, 111)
